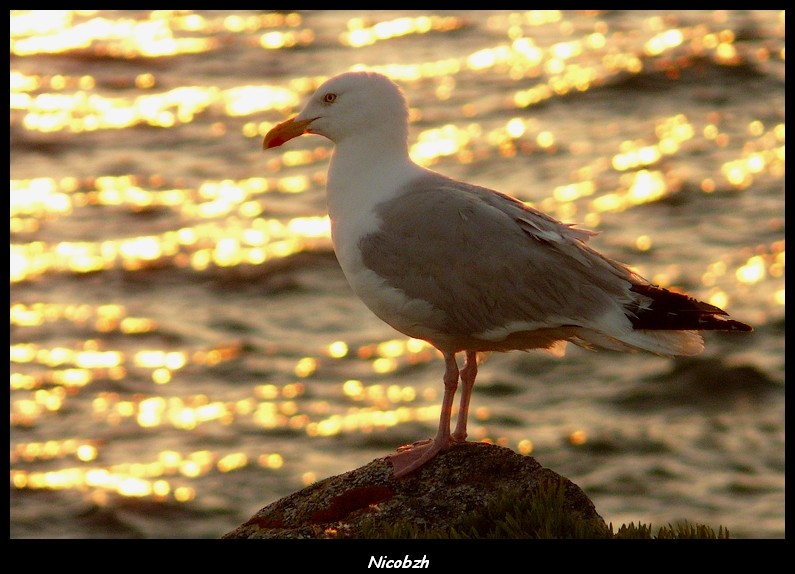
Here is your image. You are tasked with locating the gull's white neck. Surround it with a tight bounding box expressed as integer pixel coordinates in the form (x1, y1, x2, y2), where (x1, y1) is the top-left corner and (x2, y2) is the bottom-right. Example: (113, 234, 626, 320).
(326, 136, 421, 226)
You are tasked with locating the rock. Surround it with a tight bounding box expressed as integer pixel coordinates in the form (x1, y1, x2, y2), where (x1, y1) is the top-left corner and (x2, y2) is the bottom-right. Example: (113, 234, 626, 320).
(221, 442, 607, 539)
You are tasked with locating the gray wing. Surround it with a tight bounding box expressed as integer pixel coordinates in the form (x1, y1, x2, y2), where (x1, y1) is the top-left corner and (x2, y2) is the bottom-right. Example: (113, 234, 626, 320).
(360, 172, 639, 338)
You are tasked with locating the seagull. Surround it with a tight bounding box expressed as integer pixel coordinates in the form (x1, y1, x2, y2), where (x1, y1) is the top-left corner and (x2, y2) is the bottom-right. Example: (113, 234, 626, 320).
(263, 71, 752, 478)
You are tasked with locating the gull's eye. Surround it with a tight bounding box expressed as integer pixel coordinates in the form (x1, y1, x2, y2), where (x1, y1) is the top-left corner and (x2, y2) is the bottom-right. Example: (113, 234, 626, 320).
(322, 92, 337, 104)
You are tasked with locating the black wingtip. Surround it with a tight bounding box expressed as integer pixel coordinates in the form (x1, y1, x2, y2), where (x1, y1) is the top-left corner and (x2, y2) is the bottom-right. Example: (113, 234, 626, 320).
(629, 284, 752, 332)
(706, 317, 753, 332)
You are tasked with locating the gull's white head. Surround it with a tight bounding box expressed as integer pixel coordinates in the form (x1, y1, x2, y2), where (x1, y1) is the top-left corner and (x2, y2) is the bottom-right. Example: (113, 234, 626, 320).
(263, 72, 409, 149)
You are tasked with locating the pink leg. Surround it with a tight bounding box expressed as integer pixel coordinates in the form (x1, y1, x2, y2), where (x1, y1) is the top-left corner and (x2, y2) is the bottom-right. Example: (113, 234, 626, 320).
(388, 352, 459, 478)
(452, 351, 477, 442)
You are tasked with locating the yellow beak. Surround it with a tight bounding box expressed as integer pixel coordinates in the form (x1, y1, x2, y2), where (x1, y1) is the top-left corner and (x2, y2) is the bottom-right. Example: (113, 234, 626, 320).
(262, 117, 314, 149)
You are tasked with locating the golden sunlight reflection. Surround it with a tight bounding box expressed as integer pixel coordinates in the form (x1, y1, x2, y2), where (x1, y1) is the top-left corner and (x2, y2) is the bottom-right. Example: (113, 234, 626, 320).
(10, 444, 280, 500)
(720, 122, 785, 189)
(9, 303, 247, 400)
(736, 255, 767, 285)
(568, 430, 588, 446)
(340, 15, 464, 48)
(612, 115, 694, 171)
(11, 175, 335, 283)
(350, 9, 753, 95)
(10, 10, 304, 58)
(645, 29, 684, 56)
(306, 404, 441, 438)
(410, 124, 476, 164)
(10, 12, 218, 58)
(12, 80, 302, 133)
(518, 439, 534, 455)
(11, 309, 443, 442)
(259, 29, 314, 50)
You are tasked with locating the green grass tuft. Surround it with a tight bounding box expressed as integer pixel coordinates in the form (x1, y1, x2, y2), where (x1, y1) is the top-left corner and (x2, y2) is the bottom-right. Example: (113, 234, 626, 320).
(613, 521, 730, 539)
(354, 479, 729, 539)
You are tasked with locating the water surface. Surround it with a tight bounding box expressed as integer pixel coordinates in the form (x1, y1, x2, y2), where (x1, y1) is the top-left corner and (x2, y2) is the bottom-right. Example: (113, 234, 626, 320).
(10, 10, 784, 538)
